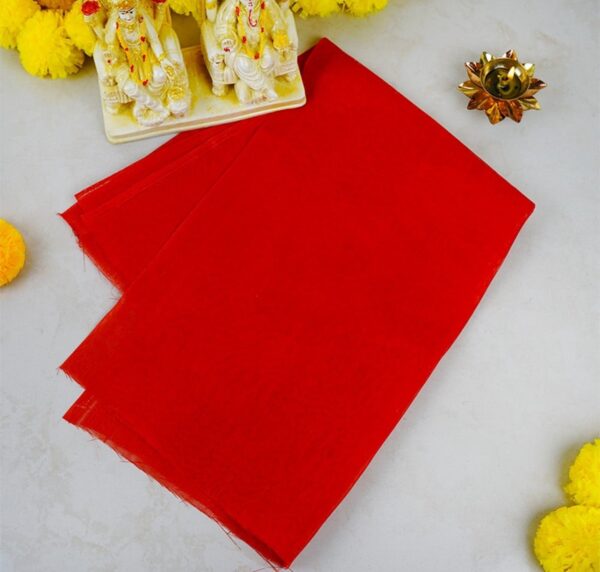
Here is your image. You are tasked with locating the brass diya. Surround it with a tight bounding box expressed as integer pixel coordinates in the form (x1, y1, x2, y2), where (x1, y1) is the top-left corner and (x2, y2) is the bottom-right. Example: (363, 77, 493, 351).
(458, 51, 547, 124)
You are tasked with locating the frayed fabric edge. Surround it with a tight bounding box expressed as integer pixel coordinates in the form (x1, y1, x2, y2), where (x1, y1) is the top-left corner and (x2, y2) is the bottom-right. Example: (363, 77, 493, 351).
(62, 389, 294, 570)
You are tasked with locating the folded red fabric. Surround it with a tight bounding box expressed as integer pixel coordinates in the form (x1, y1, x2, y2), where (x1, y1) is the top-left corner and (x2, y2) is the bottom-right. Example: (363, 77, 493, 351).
(62, 49, 315, 287)
(61, 39, 534, 567)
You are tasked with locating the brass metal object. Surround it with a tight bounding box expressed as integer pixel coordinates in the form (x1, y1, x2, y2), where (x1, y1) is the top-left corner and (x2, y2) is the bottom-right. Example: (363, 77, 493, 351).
(458, 50, 546, 124)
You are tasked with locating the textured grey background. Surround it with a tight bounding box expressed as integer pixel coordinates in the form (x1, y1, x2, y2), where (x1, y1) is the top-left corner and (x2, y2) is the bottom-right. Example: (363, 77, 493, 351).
(1, 1, 599, 570)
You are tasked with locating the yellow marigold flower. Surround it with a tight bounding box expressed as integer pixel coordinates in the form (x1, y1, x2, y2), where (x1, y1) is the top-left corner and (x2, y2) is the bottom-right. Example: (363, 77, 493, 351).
(534, 506, 600, 572)
(565, 439, 600, 509)
(291, 0, 341, 18)
(64, 0, 96, 56)
(0, 220, 26, 287)
(344, 0, 387, 17)
(38, 0, 76, 10)
(17, 10, 84, 78)
(0, 0, 39, 49)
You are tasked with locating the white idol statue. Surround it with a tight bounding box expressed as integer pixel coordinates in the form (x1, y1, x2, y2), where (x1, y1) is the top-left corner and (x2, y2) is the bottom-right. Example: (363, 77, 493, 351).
(200, 0, 300, 103)
(83, 0, 191, 127)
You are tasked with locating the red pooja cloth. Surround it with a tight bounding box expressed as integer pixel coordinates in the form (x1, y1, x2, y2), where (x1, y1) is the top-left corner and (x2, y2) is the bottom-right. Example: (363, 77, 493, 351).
(61, 39, 534, 567)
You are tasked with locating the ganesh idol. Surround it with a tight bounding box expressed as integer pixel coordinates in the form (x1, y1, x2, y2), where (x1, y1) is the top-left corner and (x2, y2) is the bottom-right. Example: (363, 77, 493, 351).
(209, 0, 298, 104)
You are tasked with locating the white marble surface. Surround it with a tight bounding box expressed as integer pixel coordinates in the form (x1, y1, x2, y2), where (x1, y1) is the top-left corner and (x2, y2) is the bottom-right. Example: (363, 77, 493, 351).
(1, 1, 599, 571)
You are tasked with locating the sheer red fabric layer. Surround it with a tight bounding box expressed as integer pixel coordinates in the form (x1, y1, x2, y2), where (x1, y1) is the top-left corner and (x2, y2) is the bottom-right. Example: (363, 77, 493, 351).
(60, 39, 534, 568)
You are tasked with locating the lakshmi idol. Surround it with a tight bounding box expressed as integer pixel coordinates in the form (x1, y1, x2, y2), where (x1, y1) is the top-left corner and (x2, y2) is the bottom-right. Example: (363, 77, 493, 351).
(83, 0, 191, 126)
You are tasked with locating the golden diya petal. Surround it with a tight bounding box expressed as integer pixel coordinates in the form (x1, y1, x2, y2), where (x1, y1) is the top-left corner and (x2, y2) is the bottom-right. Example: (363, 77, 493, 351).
(465, 60, 482, 72)
(503, 49, 519, 61)
(458, 80, 481, 97)
(497, 100, 510, 117)
(519, 97, 541, 110)
(481, 51, 494, 64)
(467, 96, 482, 110)
(507, 100, 524, 122)
(532, 78, 547, 89)
(485, 104, 504, 124)
(481, 96, 496, 111)
(465, 62, 483, 86)
(468, 92, 494, 110)
(523, 62, 535, 76)
(523, 78, 547, 97)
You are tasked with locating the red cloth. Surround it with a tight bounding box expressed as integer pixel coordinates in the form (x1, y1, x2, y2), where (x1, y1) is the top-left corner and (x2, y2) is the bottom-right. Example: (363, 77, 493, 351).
(61, 39, 534, 568)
